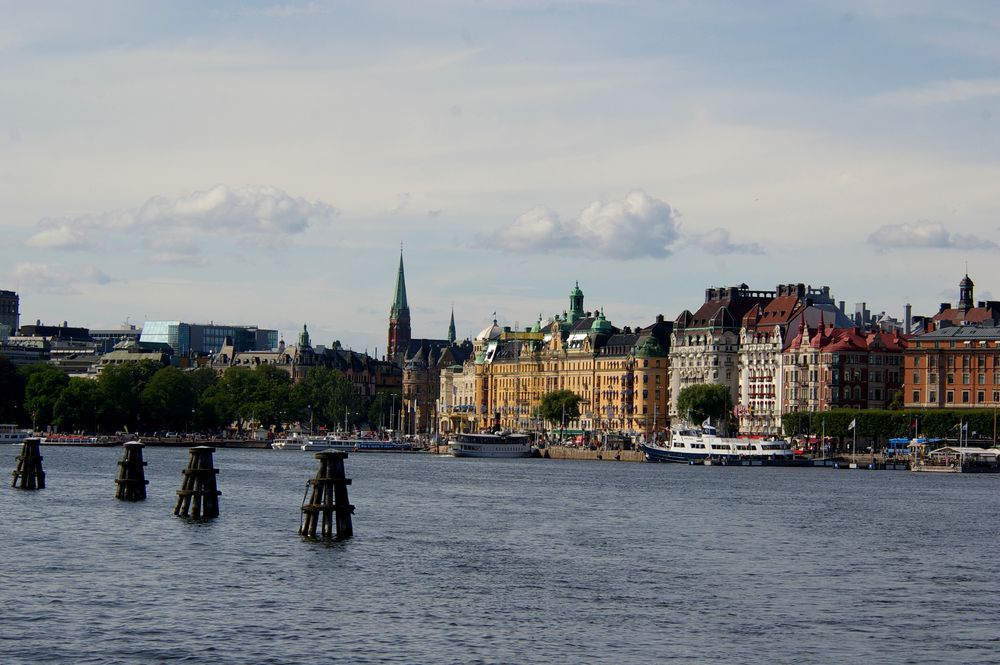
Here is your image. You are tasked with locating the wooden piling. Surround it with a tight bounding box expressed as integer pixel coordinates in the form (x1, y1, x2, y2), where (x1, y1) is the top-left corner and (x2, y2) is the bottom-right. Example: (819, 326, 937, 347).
(11, 437, 45, 490)
(173, 446, 221, 519)
(300, 451, 354, 540)
(115, 442, 149, 501)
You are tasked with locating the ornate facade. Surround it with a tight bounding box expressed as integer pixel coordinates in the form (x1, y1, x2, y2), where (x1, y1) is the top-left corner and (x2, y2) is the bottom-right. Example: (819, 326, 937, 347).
(210, 325, 401, 398)
(441, 284, 672, 437)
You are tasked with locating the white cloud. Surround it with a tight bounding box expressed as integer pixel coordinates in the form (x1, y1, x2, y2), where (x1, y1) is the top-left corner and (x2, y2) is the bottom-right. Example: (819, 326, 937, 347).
(24, 225, 94, 250)
(483, 190, 680, 259)
(25, 185, 338, 252)
(11, 262, 116, 295)
(688, 228, 764, 255)
(867, 221, 997, 250)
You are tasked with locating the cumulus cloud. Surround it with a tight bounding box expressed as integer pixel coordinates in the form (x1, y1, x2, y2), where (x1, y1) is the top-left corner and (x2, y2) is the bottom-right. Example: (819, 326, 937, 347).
(688, 227, 764, 255)
(867, 221, 997, 250)
(484, 190, 680, 259)
(26, 184, 338, 252)
(11, 262, 116, 295)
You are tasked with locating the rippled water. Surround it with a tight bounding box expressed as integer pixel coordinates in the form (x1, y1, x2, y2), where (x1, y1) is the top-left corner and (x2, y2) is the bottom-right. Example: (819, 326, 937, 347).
(2, 446, 999, 664)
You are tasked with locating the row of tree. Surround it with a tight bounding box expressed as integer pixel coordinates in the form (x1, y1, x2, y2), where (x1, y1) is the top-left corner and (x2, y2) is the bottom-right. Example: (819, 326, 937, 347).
(0, 355, 399, 435)
(782, 409, 1000, 442)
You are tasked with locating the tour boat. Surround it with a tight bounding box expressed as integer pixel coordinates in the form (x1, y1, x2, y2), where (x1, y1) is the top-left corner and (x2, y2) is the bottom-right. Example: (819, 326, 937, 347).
(272, 433, 311, 450)
(39, 434, 102, 446)
(449, 432, 533, 458)
(1, 424, 32, 445)
(641, 425, 806, 466)
(300, 435, 415, 452)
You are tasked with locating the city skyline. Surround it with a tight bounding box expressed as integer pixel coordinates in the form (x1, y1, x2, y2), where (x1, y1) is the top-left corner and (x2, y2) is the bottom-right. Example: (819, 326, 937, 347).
(3, 1, 999, 354)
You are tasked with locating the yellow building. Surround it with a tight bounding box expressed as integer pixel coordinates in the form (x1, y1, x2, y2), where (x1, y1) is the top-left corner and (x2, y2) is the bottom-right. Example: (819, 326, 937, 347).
(441, 284, 672, 438)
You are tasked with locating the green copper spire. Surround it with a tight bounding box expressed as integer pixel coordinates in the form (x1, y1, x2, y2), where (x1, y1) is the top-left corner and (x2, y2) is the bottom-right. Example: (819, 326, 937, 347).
(391, 251, 409, 318)
(448, 306, 456, 344)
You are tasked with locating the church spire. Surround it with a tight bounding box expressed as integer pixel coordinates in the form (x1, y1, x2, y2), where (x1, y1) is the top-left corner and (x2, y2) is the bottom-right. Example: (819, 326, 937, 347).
(448, 305, 456, 344)
(388, 248, 412, 363)
(391, 250, 409, 318)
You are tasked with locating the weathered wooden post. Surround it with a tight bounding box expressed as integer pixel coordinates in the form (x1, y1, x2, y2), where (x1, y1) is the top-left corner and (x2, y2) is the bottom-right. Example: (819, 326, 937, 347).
(300, 451, 354, 539)
(115, 442, 149, 501)
(11, 437, 45, 490)
(174, 446, 221, 519)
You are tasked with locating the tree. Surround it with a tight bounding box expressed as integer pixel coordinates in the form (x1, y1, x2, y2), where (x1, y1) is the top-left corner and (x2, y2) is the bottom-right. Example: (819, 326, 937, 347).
(141, 366, 196, 431)
(291, 367, 366, 431)
(0, 355, 26, 424)
(96, 362, 162, 432)
(538, 390, 581, 430)
(676, 383, 733, 429)
(53, 378, 99, 432)
(24, 365, 70, 430)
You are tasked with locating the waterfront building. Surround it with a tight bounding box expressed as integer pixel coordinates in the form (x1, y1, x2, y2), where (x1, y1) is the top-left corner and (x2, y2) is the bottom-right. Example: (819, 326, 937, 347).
(140, 320, 278, 356)
(210, 325, 401, 398)
(0, 289, 19, 337)
(929, 274, 1000, 328)
(669, 284, 773, 423)
(737, 284, 850, 434)
(903, 326, 1000, 409)
(384, 251, 473, 433)
(781, 318, 906, 415)
(447, 283, 672, 437)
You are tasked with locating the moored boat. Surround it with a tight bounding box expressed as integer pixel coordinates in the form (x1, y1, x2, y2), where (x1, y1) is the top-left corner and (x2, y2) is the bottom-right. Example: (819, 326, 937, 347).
(641, 425, 807, 466)
(449, 431, 532, 458)
(1, 424, 32, 445)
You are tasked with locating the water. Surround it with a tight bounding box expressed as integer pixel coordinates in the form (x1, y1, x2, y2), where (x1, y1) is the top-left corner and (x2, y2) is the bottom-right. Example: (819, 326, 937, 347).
(2, 447, 999, 664)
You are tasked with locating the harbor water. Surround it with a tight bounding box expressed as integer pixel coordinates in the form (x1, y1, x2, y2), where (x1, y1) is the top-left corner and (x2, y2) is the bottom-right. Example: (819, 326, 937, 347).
(3, 446, 999, 664)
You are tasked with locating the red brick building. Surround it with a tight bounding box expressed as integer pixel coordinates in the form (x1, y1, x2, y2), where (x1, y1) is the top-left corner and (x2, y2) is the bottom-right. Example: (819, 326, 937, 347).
(781, 318, 907, 414)
(903, 326, 1000, 409)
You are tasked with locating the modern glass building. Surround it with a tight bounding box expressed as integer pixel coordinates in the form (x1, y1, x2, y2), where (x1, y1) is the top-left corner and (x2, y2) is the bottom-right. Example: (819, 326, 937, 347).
(139, 321, 277, 355)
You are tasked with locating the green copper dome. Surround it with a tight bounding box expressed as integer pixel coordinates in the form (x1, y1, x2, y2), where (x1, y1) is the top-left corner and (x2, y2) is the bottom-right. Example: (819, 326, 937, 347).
(590, 309, 612, 334)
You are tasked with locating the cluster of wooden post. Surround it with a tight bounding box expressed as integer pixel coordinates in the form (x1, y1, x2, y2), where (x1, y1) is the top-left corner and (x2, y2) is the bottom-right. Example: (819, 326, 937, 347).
(173, 446, 221, 519)
(10, 443, 356, 539)
(11, 438, 45, 490)
(300, 451, 354, 540)
(115, 442, 149, 501)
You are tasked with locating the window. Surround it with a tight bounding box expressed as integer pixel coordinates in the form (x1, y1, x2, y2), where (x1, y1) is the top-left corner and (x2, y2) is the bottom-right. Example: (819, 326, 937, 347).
(963, 373, 971, 385)
(978, 391, 985, 403)
(962, 391, 970, 404)
(913, 372, 920, 385)
(928, 391, 936, 402)
(947, 391, 954, 403)
(979, 374, 986, 385)
(994, 391, 999, 402)
(947, 373, 954, 385)
(913, 391, 920, 403)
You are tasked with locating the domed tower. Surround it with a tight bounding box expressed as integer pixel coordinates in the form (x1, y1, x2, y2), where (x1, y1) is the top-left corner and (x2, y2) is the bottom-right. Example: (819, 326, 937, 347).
(959, 273, 975, 311)
(388, 251, 411, 363)
(569, 282, 585, 322)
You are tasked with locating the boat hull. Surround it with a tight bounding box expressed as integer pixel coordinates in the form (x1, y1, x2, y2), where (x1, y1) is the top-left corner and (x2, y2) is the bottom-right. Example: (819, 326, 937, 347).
(640, 443, 811, 466)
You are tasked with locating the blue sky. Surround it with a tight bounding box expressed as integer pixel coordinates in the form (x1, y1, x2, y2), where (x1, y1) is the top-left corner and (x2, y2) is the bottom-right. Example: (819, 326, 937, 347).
(2, 1, 1000, 354)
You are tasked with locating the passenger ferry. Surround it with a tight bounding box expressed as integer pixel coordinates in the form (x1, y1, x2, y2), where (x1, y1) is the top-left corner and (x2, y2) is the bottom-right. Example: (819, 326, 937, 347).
(641, 425, 805, 466)
(300, 435, 414, 452)
(1, 424, 32, 445)
(449, 432, 533, 458)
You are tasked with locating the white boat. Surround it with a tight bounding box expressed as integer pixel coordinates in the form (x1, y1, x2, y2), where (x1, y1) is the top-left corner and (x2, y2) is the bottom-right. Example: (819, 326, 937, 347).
(641, 424, 806, 466)
(300, 435, 415, 452)
(449, 432, 533, 458)
(1, 424, 32, 445)
(39, 434, 101, 446)
(272, 433, 311, 450)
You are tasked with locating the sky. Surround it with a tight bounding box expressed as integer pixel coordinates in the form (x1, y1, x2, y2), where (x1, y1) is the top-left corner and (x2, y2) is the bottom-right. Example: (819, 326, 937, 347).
(3, 0, 1000, 355)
